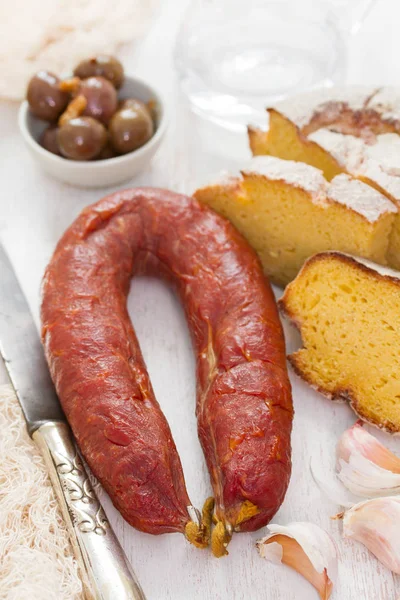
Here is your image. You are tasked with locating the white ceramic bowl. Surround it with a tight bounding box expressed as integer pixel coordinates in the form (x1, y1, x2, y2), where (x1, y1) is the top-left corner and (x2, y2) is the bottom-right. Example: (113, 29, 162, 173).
(18, 75, 167, 188)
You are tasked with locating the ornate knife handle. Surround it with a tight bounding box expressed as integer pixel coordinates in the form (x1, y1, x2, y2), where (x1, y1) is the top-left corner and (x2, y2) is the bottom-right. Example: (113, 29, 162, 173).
(33, 421, 146, 600)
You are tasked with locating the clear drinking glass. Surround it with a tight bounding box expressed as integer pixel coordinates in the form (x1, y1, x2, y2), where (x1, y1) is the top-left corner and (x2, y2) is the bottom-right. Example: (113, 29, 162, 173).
(174, 0, 377, 131)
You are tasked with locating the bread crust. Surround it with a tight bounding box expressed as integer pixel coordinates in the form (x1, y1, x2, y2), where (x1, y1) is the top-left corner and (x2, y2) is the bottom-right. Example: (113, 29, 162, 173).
(279, 251, 400, 434)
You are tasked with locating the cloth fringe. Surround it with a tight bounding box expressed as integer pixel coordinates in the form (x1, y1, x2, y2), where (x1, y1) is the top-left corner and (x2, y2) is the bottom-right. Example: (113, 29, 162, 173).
(0, 0, 157, 100)
(0, 384, 82, 600)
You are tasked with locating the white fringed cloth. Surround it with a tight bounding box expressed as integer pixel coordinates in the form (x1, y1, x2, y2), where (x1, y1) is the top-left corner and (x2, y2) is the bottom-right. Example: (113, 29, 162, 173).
(0, 384, 83, 600)
(0, 0, 156, 100)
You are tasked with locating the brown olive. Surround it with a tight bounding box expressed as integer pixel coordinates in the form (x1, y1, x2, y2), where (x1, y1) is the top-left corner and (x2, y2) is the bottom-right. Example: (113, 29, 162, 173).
(40, 126, 61, 155)
(27, 71, 69, 121)
(146, 99, 158, 127)
(57, 117, 107, 161)
(118, 98, 141, 110)
(96, 143, 117, 160)
(119, 98, 157, 125)
(79, 76, 118, 125)
(74, 55, 124, 89)
(109, 101, 154, 154)
(118, 98, 157, 125)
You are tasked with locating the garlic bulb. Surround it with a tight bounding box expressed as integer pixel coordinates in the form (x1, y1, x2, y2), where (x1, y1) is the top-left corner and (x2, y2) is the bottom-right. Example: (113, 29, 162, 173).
(343, 496, 400, 574)
(336, 421, 400, 497)
(257, 522, 338, 599)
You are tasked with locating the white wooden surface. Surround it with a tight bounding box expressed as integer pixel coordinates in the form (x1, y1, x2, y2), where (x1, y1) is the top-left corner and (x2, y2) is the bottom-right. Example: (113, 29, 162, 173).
(1, 1, 400, 598)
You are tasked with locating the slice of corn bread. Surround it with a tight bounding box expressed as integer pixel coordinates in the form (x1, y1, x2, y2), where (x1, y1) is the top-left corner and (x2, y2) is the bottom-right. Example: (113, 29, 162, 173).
(249, 108, 344, 182)
(248, 86, 400, 178)
(308, 129, 400, 271)
(248, 87, 400, 271)
(279, 252, 400, 433)
(194, 157, 396, 288)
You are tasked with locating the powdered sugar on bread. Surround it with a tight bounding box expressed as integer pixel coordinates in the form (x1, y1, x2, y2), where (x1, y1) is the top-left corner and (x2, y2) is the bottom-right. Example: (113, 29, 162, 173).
(327, 174, 396, 223)
(271, 86, 379, 130)
(308, 129, 365, 170)
(368, 88, 400, 123)
(309, 129, 400, 204)
(242, 156, 395, 222)
(243, 156, 328, 199)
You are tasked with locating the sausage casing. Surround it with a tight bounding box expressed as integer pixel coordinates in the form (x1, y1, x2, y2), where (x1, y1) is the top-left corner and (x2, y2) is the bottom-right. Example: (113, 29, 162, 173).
(41, 188, 293, 539)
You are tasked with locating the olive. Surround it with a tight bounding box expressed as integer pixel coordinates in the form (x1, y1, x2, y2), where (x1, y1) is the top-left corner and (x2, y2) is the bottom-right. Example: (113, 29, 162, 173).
(27, 71, 69, 121)
(96, 143, 117, 160)
(118, 98, 156, 124)
(74, 55, 124, 89)
(40, 126, 61, 155)
(79, 76, 118, 125)
(118, 98, 142, 110)
(146, 99, 158, 126)
(57, 117, 107, 161)
(109, 101, 154, 154)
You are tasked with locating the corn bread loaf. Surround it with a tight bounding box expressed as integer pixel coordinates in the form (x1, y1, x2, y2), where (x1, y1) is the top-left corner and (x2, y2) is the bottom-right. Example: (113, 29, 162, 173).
(194, 156, 396, 287)
(248, 86, 400, 269)
(308, 129, 400, 270)
(279, 252, 400, 433)
(248, 86, 400, 172)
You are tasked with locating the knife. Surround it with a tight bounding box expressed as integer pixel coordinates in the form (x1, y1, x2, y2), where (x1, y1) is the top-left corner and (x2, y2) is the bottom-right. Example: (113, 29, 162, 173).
(0, 243, 146, 600)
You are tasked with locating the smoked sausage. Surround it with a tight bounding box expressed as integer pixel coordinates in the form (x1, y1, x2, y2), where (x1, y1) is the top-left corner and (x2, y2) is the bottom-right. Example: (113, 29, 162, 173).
(41, 187, 293, 554)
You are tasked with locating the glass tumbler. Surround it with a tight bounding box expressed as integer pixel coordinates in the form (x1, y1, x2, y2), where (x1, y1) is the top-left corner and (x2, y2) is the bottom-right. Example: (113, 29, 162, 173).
(174, 0, 377, 131)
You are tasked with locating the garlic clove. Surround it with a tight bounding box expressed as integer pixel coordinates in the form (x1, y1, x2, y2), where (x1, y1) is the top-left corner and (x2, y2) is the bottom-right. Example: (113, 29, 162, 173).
(336, 421, 400, 497)
(310, 454, 363, 508)
(342, 496, 400, 574)
(337, 420, 400, 472)
(257, 522, 338, 599)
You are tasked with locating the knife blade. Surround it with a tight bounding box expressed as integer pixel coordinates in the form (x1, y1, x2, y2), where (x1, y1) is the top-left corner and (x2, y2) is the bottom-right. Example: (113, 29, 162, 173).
(0, 243, 146, 600)
(0, 244, 64, 433)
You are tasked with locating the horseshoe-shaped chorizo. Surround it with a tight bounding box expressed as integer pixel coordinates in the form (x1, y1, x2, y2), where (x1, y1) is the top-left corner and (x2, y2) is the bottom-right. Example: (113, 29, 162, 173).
(41, 188, 293, 556)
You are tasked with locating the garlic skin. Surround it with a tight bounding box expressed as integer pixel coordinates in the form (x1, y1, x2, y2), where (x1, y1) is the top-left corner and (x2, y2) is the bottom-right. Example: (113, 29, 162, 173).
(343, 496, 400, 574)
(310, 454, 363, 509)
(336, 421, 400, 497)
(257, 522, 338, 599)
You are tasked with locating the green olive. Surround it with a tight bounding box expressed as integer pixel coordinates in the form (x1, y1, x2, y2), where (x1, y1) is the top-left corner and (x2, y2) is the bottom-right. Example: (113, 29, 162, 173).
(109, 101, 154, 154)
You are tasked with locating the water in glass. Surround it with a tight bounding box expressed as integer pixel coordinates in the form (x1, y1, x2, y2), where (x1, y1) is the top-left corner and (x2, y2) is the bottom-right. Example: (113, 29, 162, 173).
(175, 0, 374, 131)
